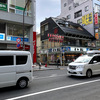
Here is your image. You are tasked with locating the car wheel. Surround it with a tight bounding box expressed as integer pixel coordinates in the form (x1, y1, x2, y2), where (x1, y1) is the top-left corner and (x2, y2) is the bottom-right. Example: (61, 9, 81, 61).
(86, 70, 92, 78)
(17, 78, 28, 89)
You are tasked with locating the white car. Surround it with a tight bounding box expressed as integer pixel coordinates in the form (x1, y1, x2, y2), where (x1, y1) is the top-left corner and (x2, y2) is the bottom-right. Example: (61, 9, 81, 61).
(67, 54, 100, 78)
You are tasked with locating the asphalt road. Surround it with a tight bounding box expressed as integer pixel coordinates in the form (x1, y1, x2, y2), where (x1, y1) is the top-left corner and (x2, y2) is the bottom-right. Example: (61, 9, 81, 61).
(1, 69, 100, 100)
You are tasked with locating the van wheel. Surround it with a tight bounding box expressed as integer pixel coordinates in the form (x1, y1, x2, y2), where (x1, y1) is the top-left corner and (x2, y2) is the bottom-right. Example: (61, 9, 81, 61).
(17, 78, 28, 89)
(86, 70, 92, 78)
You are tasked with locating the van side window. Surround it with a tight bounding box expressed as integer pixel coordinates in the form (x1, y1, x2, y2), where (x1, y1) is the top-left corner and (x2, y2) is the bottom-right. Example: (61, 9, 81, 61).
(0, 56, 13, 66)
(89, 56, 100, 64)
(16, 56, 28, 65)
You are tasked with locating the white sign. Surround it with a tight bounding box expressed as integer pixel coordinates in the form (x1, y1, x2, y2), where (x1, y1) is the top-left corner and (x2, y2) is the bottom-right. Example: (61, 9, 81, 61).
(71, 47, 87, 52)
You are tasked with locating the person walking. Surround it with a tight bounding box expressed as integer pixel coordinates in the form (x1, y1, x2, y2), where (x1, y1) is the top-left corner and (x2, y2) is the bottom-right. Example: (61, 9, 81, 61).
(56, 58, 60, 69)
(39, 62, 41, 69)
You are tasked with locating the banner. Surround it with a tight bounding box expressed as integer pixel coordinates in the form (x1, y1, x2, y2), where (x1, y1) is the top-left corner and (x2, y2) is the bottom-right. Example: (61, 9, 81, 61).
(94, 13, 98, 25)
(33, 32, 36, 64)
(82, 13, 93, 25)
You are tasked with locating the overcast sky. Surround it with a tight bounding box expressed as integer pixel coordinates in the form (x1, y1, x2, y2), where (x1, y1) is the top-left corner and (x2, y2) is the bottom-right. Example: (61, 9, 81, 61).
(36, 0, 61, 33)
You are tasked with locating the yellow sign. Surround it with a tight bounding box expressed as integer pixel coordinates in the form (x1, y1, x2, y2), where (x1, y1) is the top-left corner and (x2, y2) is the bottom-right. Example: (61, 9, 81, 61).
(82, 13, 93, 25)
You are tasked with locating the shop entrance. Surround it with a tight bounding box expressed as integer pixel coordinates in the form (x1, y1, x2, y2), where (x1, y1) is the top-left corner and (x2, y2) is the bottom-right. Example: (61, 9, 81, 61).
(64, 53, 82, 64)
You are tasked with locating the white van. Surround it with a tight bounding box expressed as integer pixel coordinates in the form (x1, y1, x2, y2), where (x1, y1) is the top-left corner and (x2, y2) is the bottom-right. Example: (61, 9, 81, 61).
(67, 53, 100, 78)
(0, 51, 33, 89)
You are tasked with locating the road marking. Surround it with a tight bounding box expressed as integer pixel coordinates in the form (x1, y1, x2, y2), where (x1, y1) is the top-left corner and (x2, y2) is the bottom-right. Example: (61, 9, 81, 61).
(6, 79, 100, 100)
(33, 74, 66, 79)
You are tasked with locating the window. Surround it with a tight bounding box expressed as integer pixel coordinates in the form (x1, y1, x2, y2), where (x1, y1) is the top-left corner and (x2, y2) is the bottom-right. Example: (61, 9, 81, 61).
(16, 55, 28, 65)
(0, 0, 7, 3)
(44, 24, 48, 31)
(85, 6, 89, 12)
(67, 15, 71, 20)
(0, 56, 13, 66)
(64, 3, 67, 7)
(74, 10, 82, 18)
(95, 4, 100, 13)
(7, 24, 29, 38)
(69, 6, 71, 10)
(90, 56, 100, 64)
(77, 18, 82, 24)
(41, 26, 44, 35)
(9, 0, 32, 16)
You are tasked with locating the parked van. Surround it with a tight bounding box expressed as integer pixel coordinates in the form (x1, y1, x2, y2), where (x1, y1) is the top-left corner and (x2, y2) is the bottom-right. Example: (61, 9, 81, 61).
(67, 52, 100, 78)
(0, 51, 33, 89)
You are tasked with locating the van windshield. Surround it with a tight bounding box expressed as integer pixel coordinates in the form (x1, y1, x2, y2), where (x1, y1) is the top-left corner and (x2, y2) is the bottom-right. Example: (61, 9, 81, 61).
(74, 55, 92, 63)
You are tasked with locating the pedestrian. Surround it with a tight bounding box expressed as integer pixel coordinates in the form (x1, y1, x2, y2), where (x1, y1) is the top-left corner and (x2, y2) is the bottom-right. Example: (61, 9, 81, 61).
(39, 62, 41, 69)
(56, 58, 60, 68)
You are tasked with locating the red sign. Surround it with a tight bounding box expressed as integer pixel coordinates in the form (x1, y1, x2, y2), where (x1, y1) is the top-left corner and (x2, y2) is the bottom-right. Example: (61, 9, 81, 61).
(16, 38, 21, 43)
(33, 32, 36, 64)
(54, 28, 58, 34)
(94, 13, 98, 25)
(18, 45, 30, 50)
(48, 33, 64, 43)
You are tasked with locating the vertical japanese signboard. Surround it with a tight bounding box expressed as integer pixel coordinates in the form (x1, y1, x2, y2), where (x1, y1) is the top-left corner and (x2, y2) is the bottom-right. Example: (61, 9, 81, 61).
(33, 32, 36, 64)
(94, 13, 98, 25)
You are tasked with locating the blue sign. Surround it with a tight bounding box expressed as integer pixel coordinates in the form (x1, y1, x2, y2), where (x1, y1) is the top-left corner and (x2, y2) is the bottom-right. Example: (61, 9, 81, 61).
(0, 33, 5, 40)
(66, 47, 70, 51)
(7, 36, 29, 42)
(16, 43, 21, 48)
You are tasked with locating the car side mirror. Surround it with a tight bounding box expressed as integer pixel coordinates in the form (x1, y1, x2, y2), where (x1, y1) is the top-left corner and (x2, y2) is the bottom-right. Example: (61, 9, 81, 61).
(93, 61, 97, 64)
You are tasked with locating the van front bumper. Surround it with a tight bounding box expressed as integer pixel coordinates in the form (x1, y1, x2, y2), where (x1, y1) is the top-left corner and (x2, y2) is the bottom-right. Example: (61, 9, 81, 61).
(67, 68, 86, 76)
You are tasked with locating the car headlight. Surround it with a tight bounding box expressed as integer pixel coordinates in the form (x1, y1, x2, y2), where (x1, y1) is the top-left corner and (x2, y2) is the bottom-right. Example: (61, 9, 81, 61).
(76, 65, 84, 69)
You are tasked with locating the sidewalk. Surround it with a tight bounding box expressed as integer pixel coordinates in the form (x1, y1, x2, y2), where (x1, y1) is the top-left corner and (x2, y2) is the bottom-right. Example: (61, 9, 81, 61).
(33, 65, 67, 71)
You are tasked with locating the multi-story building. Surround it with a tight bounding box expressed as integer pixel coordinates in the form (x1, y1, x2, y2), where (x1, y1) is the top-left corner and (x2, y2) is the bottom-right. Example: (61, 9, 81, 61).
(59, 0, 100, 48)
(40, 17, 94, 65)
(0, 0, 35, 58)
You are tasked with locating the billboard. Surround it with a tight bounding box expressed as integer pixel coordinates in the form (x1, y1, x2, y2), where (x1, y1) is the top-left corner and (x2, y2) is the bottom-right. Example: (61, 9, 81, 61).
(82, 13, 93, 25)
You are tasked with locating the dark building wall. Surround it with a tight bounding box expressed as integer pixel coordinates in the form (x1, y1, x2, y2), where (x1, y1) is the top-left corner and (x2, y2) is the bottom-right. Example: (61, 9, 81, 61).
(41, 17, 65, 41)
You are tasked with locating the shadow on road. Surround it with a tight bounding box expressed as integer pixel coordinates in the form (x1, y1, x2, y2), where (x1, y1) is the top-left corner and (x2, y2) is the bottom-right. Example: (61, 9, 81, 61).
(67, 74, 100, 80)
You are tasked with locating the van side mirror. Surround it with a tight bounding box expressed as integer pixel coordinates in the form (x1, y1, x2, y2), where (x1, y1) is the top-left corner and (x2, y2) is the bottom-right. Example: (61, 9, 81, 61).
(93, 61, 97, 64)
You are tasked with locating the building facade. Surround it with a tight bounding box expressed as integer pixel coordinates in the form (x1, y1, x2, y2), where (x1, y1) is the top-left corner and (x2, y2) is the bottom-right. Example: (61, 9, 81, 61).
(40, 17, 94, 65)
(0, 0, 35, 58)
(36, 34, 41, 63)
(59, 0, 100, 48)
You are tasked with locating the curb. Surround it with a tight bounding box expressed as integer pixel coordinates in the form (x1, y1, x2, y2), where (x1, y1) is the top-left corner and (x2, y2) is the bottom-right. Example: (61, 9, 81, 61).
(33, 68, 61, 71)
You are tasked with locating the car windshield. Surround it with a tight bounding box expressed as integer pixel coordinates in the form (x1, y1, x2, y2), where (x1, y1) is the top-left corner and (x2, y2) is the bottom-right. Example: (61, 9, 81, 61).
(74, 55, 92, 63)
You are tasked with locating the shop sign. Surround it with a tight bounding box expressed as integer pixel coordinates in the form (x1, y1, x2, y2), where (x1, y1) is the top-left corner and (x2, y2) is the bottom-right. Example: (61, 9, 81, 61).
(7, 36, 29, 42)
(48, 48, 60, 53)
(48, 33, 64, 43)
(95, 29, 98, 33)
(61, 47, 71, 52)
(82, 13, 93, 25)
(0, 3, 7, 11)
(94, 13, 98, 25)
(95, 33, 99, 39)
(39, 50, 47, 54)
(0, 33, 5, 40)
(88, 42, 96, 47)
(71, 47, 88, 52)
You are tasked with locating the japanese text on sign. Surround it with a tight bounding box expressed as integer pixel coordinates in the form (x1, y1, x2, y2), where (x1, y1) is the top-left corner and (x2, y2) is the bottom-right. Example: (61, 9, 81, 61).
(82, 13, 93, 25)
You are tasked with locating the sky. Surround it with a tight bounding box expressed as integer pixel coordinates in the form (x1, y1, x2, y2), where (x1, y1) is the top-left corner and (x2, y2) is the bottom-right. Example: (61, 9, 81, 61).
(36, 0, 61, 33)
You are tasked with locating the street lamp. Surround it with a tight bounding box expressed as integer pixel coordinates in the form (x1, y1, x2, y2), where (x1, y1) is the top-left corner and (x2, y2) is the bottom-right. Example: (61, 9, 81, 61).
(23, 0, 31, 50)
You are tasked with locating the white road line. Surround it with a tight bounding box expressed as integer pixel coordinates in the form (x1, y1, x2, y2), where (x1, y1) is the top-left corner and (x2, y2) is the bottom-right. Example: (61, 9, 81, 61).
(6, 79, 100, 100)
(33, 74, 66, 79)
